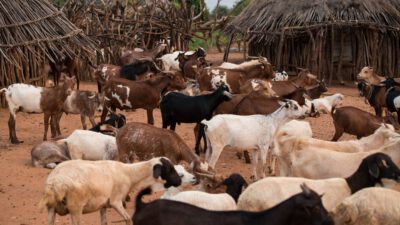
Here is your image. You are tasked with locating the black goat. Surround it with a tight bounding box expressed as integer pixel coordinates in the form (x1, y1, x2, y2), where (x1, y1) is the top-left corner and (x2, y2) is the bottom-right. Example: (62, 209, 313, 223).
(120, 61, 159, 80)
(383, 78, 400, 122)
(356, 81, 387, 117)
(160, 85, 232, 155)
(134, 184, 333, 225)
(222, 173, 248, 202)
(90, 113, 126, 134)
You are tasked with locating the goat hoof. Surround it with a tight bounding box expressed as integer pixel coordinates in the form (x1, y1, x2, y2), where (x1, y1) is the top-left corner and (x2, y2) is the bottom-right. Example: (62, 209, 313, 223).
(10, 139, 23, 144)
(236, 151, 242, 159)
(243, 150, 251, 164)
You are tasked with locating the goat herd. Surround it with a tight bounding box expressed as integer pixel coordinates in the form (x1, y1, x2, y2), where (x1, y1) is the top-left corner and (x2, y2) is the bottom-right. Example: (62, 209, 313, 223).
(1, 46, 400, 225)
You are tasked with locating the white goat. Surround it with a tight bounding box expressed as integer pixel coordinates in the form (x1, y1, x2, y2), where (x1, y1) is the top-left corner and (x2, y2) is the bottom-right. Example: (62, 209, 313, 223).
(237, 153, 400, 212)
(278, 135, 400, 179)
(57, 130, 117, 160)
(332, 187, 400, 225)
(309, 93, 344, 113)
(274, 123, 398, 176)
(202, 100, 304, 180)
(158, 51, 195, 71)
(164, 173, 247, 210)
(162, 165, 197, 198)
(39, 157, 182, 225)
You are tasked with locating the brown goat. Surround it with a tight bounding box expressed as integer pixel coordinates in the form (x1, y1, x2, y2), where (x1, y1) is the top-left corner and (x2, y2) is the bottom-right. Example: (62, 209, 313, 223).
(306, 80, 328, 99)
(331, 106, 393, 141)
(101, 74, 186, 124)
(120, 43, 168, 65)
(116, 122, 210, 174)
(1, 75, 76, 143)
(49, 57, 81, 89)
(196, 58, 275, 93)
(271, 69, 318, 96)
(356, 81, 387, 117)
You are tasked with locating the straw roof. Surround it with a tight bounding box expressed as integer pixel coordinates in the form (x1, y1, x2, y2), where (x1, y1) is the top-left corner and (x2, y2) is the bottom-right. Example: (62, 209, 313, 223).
(226, 0, 400, 43)
(0, 0, 98, 65)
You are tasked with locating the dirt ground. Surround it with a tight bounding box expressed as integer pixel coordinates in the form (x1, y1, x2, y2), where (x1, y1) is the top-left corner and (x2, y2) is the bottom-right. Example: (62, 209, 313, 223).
(0, 53, 390, 224)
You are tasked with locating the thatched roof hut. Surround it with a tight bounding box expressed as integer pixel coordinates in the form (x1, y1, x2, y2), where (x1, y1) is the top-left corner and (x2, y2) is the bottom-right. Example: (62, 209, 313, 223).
(225, 0, 400, 84)
(0, 0, 97, 89)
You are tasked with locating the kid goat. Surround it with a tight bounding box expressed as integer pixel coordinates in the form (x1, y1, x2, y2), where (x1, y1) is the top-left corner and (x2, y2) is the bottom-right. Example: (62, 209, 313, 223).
(0, 75, 76, 143)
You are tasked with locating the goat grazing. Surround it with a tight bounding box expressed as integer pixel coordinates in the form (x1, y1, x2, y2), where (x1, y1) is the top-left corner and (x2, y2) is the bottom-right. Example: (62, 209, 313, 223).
(1, 75, 76, 143)
(39, 157, 181, 225)
(134, 183, 333, 225)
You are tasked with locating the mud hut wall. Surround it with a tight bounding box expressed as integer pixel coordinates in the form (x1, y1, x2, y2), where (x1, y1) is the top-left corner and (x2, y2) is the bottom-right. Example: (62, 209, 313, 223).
(248, 27, 400, 83)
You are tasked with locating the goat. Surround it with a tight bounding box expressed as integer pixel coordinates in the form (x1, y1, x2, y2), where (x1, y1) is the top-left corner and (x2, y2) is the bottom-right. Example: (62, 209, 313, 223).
(237, 153, 400, 212)
(275, 132, 400, 179)
(332, 187, 400, 225)
(101, 74, 186, 124)
(382, 78, 400, 122)
(357, 66, 386, 85)
(356, 81, 387, 117)
(271, 68, 318, 96)
(305, 80, 328, 99)
(120, 43, 168, 65)
(202, 100, 305, 180)
(39, 157, 181, 225)
(0, 75, 76, 143)
(330, 106, 390, 141)
(166, 173, 247, 210)
(90, 112, 126, 133)
(56, 90, 103, 131)
(133, 183, 334, 225)
(31, 141, 70, 169)
(309, 93, 344, 114)
(160, 85, 232, 155)
(116, 122, 212, 175)
(159, 48, 206, 71)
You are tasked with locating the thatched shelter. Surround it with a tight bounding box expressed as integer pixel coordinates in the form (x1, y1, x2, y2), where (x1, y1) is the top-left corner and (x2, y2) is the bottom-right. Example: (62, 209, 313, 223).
(0, 0, 97, 90)
(225, 0, 400, 84)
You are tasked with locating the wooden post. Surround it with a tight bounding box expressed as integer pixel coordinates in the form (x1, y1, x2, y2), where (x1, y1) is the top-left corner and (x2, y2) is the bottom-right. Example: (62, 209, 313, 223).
(223, 33, 235, 62)
(337, 30, 344, 84)
(276, 28, 286, 68)
(329, 25, 335, 85)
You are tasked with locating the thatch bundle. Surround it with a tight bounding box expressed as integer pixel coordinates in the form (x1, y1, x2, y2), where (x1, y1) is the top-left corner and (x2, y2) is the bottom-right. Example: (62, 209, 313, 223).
(226, 0, 400, 83)
(0, 0, 97, 91)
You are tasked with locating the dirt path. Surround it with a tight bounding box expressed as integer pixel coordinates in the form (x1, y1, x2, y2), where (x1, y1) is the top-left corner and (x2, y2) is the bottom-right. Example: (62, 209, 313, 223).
(0, 54, 394, 224)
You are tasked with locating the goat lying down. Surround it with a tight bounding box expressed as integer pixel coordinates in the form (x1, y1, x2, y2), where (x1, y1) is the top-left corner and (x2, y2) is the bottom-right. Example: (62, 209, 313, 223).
(165, 173, 247, 211)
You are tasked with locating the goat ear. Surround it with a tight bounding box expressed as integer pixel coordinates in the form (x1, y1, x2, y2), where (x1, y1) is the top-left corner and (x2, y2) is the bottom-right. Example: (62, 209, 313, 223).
(368, 162, 380, 178)
(153, 164, 162, 179)
(300, 183, 312, 197)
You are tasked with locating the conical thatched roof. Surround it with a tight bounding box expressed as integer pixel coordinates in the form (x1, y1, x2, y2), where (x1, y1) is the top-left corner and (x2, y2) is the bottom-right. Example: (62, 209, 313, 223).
(226, 0, 400, 43)
(0, 0, 97, 65)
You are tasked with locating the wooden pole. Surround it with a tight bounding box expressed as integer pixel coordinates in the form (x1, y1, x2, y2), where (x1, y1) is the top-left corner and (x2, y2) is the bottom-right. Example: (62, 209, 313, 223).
(223, 33, 235, 62)
(276, 29, 286, 68)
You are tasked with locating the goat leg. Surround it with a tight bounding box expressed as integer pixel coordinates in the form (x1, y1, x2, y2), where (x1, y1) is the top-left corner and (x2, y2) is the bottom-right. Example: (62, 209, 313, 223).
(100, 208, 108, 225)
(80, 113, 87, 130)
(146, 109, 154, 125)
(47, 207, 56, 225)
(194, 123, 205, 155)
(8, 113, 22, 144)
(43, 113, 51, 141)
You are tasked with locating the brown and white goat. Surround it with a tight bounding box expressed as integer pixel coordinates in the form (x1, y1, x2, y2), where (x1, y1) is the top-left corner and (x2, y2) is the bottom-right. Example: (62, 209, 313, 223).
(0, 75, 76, 143)
(101, 74, 186, 124)
(120, 43, 168, 65)
(56, 90, 103, 131)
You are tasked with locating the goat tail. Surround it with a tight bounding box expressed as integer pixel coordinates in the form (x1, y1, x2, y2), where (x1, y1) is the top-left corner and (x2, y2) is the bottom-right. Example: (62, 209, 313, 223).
(135, 187, 152, 213)
(38, 185, 65, 212)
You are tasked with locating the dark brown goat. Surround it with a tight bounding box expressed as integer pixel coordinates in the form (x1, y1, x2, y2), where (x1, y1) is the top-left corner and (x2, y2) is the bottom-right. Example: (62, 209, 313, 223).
(120, 43, 168, 65)
(271, 69, 318, 96)
(331, 106, 394, 141)
(178, 55, 209, 79)
(101, 74, 186, 124)
(306, 80, 328, 99)
(233, 87, 308, 115)
(49, 57, 81, 89)
(356, 81, 388, 117)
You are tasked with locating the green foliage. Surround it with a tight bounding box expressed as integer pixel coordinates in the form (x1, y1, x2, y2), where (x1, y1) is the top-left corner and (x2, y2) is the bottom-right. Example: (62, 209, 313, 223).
(189, 31, 229, 50)
(50, 0, 66, 9)
(211, 5, 230, 19)
(230, 0, 251, 16)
